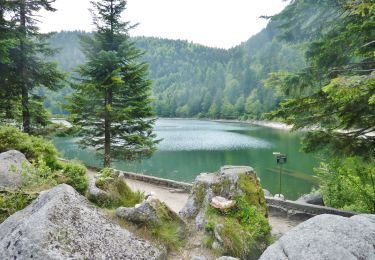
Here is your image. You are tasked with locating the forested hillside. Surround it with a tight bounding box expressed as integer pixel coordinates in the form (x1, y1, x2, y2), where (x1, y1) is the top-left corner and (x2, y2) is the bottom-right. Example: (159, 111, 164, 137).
(44, 1, 335, 119)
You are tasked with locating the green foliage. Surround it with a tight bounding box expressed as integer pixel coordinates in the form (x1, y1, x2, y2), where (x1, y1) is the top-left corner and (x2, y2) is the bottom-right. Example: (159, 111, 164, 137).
(0, 126, 59, 169)
(92, 176, 143, 209)
(0, 190, 37, 223)
(58, 161, 88, 194)
(0, 0, 65, 132)
(267, 1, 375, 158)
(45, 9, 306, 120)
(0, 159, 59, 224)
(205, 196, 272, 259)
(316, 157, 375, 213)
(66, 1, 158, 167)
(148, 220, 184, 251)
(238, 173, 267, 216)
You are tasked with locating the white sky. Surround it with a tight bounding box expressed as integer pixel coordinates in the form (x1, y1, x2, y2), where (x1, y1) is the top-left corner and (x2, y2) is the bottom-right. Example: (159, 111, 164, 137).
(39, 0, 288, 49)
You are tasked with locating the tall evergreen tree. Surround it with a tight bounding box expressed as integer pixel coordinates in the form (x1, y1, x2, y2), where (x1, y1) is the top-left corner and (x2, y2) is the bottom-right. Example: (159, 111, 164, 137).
(3, 0, 64, 132)
(0, 0, 17, 120)
(267, 0, 375, 158)
(67, 0, 158, 167)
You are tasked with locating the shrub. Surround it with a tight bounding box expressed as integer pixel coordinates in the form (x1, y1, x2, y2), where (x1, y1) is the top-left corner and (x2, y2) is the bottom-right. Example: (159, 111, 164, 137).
(58, 161, 89, 194)
(0, 161, 58, 224)
(316, 157, 375, 213)
(0, 190, 37, 223)
(0, 126, 59, 169)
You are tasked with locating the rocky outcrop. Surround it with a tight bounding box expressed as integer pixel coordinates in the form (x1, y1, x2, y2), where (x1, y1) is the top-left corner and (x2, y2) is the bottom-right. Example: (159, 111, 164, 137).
(117, 195, 188, 239)
(297, 190, 324, 206)
(180, 166, 271, 259)
(0, 184, 165, 259)
(259, 214, 375, 260)
(180, 165, 267, 228)
(0, 150, 30, 188)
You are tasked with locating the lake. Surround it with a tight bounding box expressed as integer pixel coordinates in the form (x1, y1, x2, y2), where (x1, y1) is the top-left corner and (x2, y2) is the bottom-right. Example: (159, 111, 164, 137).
(52, 119, 320, 199)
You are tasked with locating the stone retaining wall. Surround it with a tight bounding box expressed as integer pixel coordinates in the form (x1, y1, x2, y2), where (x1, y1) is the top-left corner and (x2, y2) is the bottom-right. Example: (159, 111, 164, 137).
(59, 159, 357, 220)
(266, 197, 357, 220)
(114, 169, 192, 192)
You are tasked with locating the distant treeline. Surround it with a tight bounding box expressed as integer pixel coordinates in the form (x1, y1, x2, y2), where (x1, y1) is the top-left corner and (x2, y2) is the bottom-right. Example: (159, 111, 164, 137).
(44, 3, 332, 119)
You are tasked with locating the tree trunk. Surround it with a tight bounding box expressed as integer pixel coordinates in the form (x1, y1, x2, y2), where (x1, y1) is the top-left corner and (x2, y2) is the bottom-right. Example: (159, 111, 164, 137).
(20, 0, 30, 133)
(104, 89, 113, 167)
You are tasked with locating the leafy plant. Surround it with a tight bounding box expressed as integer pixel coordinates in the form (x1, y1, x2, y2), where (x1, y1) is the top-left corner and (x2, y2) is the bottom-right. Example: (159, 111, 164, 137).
(58, 161, 88, 194)
(0, 126, 59, 169)
(316, 157, 375, 213)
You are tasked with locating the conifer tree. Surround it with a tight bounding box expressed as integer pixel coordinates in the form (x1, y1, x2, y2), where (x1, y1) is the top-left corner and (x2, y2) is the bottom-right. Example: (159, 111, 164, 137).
(1, 0, 64, 132)
(67, 0, 158, 167)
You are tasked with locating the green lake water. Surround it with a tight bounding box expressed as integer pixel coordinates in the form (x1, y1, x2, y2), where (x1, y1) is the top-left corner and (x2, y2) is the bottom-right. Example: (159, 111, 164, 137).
(52, 119, 320, 199)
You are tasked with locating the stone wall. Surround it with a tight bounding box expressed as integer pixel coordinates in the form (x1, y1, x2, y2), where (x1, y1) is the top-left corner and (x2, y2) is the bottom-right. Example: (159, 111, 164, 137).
(60, 159, 357, 220)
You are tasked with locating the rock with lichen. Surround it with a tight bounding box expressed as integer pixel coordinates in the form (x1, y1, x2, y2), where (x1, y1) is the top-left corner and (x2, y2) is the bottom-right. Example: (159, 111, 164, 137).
(259, 214, 375, 260)
(117, 195, 188, 240)
(180, 166, 271, 260)
(0, 150, 30, 188)
(0, 184, 165, 259)
(180, 165, 268, 227)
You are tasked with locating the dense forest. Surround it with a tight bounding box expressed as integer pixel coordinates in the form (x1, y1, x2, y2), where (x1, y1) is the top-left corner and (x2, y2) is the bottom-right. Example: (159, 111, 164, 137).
(43, 6, 312, 118)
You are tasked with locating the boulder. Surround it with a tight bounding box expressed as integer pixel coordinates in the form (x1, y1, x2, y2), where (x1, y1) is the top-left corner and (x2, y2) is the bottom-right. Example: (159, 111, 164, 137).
(87, 176, 110, 203)
(259, 214, 375, 260)
(216, 257, 240, 260)
(0, 184, 165, 259)
(297, 190, 324, 206)
(210, 196, 236, 211)
(180, 165, 268, 228)
(117, 195, 188, 239)
(0, 150, 30, 188)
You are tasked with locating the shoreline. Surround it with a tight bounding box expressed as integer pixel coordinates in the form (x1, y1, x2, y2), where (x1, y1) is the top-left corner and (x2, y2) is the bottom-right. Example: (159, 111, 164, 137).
(212, 119, 293, 131)
(159, 117, 295, 131)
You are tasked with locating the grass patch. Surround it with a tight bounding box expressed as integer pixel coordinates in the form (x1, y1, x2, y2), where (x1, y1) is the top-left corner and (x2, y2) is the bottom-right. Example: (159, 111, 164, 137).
(205, 196, 272, 259)
(90, 168, 144, 208)
(238, 173, 267, 216)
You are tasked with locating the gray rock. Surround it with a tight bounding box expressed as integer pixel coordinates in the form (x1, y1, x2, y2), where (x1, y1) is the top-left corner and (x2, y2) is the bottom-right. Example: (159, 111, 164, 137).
(216, 257, 240, 260)
(191, 256, 207, 260)
(0, 150, 30, 188)
(87, 177, 109, 202)
(263, 189, 272, 197)
(180, 165, 267, 229)
(0, 184, 165, 259)
(117, 195, 159, 224)
(117, 195, 188, 239)
(213, 224, 224, 243)
(259, 214, 375, 260)
(297, 190, 324, 206)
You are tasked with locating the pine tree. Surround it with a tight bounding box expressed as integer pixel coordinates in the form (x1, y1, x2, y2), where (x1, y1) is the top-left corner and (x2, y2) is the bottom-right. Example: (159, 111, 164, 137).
(266, 0, 375, 159)
(67, 0, 158, 167)
(3, 0, 64, 132)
